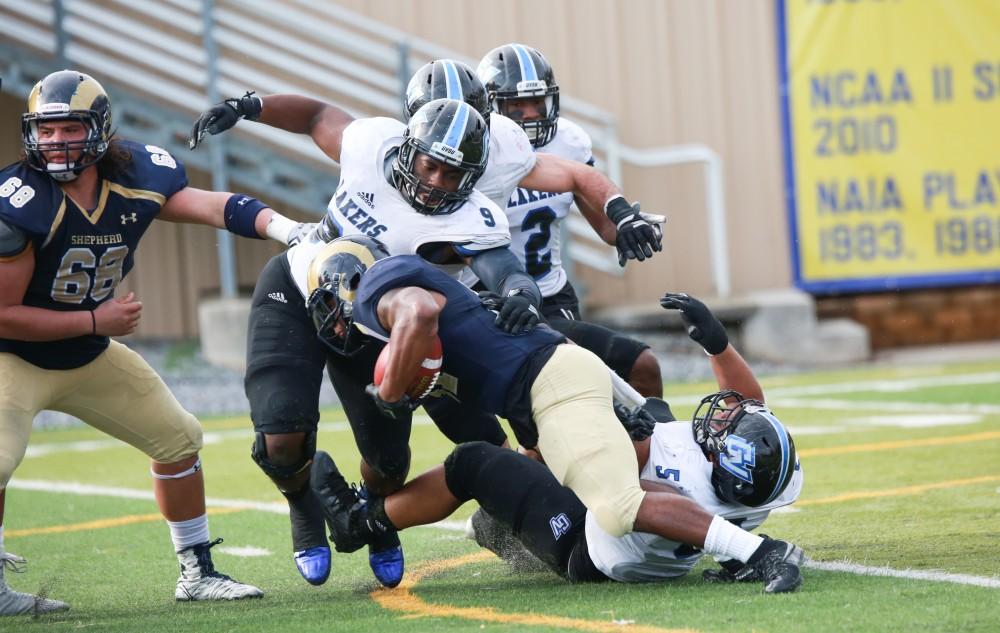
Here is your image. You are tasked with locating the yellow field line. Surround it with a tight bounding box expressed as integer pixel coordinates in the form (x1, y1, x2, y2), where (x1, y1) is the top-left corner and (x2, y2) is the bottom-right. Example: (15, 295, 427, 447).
(797, 475, 1000, 507)
(799, 430, 1000, 457)
(372, 551, 699, 633)
(5, 507, 244, 538)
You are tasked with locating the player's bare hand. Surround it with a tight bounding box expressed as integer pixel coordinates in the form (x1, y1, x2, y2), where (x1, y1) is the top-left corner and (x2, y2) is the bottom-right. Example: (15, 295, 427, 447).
(94, 292, 143, 336)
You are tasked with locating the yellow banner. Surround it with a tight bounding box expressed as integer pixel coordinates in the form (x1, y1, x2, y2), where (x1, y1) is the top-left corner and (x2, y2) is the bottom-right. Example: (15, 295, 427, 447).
(779, 0, 1000, 292)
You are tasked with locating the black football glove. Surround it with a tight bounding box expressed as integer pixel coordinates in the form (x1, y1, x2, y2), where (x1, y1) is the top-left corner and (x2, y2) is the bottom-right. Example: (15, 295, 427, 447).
(613, 403, 658, 441)
(660, 292, 729, 355)
(364, 384, 418, 420)
(189, 91, 262, 150)
(605, 196, 663, 266)
(478, 290, 540, 335)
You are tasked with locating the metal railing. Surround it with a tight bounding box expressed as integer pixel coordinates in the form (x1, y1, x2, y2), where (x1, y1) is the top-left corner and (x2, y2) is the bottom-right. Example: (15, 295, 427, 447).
(0, 0, 731, 297)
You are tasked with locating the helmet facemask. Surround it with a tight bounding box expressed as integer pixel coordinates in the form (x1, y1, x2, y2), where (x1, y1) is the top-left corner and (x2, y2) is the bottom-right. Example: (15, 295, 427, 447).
(693, 391, 797, 507)
(391, 100, 489, 216)
(306, 271, 367, 357)
(306, 237, 389, 356)
(493, 86, 559, 148)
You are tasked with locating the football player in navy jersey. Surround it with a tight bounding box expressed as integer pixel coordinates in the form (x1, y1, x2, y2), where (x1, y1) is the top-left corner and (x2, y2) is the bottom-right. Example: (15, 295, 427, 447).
(0, 70, 304, 614)
(343, 293, 803, 591)
(305, 237, 806, 594)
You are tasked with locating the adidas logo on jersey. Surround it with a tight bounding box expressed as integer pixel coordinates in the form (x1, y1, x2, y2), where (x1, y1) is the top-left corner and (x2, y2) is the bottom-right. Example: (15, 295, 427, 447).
(357, 192, 375, 209)
(267, 292, 288, 303)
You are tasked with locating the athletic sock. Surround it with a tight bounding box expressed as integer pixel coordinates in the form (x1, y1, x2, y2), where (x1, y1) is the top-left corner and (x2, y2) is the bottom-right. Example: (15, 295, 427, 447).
(168, 515, 210, 552)
(702, 515, 763, 563)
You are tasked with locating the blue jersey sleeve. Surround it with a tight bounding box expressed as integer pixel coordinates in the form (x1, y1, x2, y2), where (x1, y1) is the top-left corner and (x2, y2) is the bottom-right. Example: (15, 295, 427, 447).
(0, 163, 62, 240)
(115, 140, 189, 203)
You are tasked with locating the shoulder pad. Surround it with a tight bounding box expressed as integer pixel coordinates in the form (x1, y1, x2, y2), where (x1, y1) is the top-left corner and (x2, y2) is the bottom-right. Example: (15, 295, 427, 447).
(341, 117, 406, 168)
(549, 118, 594, 164)
(113, 140, 188, 200)
(0, 164, 58, 235)
(490, 115, 534, 161)
(0, 215, 29, 258)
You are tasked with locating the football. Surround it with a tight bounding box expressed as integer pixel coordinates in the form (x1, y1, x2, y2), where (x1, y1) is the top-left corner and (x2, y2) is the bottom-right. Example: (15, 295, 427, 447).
(373, 335, 443, 400)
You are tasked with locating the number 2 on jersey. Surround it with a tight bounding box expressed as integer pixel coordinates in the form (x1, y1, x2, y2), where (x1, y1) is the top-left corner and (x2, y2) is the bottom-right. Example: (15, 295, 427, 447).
(522, 206, 557, 277)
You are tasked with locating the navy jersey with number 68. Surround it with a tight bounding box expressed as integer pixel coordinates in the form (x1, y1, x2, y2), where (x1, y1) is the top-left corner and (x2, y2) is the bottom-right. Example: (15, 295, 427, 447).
(0, 141, 187, 369)
(352, 254, 564, 416)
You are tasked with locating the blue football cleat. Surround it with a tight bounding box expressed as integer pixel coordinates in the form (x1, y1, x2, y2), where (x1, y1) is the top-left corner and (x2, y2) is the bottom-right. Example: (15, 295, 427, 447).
(369, 544, 404, 588)
(357, 485, 405, 588)
(293, 545, 331, 586)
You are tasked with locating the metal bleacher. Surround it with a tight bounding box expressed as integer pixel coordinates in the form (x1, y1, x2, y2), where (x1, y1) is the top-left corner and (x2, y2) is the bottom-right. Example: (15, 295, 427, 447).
(0, 0, 732, 296)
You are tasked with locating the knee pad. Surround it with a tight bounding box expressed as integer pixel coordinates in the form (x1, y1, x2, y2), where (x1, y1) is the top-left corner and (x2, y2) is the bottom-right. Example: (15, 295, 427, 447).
(251, 430, 317, 482)
(443, 441, 497, 502)
(366, 446, 411, 483)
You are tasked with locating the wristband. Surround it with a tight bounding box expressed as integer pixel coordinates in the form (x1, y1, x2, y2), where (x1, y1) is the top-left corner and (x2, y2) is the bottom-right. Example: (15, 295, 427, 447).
(224, 194, 268, 239)
(227, 91, 263, 121)
(604, 195, 633, 225)
(90, 310, 96, 335)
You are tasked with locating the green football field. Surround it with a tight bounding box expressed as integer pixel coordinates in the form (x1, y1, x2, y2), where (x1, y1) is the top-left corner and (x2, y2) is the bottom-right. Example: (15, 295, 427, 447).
(5, 358, 1000, 632)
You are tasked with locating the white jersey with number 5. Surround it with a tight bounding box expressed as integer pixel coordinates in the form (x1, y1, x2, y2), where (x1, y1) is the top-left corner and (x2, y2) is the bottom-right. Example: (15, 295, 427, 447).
(503, 117, 592, 296)
(287, 117, 511, 296)
(584, 422, 804, 583)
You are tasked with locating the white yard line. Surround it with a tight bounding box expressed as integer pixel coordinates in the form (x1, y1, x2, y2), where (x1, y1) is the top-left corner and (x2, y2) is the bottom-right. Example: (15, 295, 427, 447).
(24, 415, 436, 458)
(804, 559, 1000, 589)
(9, 478, 998, 589)
(7, 478, 464, 533)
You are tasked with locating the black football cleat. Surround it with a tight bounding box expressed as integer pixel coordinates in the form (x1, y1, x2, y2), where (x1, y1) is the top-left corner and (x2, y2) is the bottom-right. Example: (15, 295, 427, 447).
(702, 558, 759, 584)
(741, 536, 804, 594)
(310, 451, 370, 553)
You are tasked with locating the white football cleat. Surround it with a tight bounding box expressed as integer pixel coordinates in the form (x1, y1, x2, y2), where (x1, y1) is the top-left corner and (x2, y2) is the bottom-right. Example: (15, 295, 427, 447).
(174, 539, 263, 601)
(0, 552, 70, 616)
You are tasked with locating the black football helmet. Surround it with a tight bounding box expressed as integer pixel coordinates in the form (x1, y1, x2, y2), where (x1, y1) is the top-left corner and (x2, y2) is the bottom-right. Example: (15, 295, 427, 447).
(692, 391, 797, 507)
(22, 70, 113, 182)
(306, 236, 390, 356)
(391, 98, 490, 216)
(477, 44, 559, 147)
(404, 59, 490, 123)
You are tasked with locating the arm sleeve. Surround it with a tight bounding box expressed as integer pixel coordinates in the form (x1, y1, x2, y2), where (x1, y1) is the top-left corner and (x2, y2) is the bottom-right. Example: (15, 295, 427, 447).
(468, 247, 542, 308)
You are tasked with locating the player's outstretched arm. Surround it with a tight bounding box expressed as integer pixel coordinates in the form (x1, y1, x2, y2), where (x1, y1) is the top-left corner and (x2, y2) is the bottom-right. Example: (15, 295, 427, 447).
(158, 188, 306, 245)
(520, 154, 663, 265)
(189, 92, 354, 163)
(660, 292, 764, 401)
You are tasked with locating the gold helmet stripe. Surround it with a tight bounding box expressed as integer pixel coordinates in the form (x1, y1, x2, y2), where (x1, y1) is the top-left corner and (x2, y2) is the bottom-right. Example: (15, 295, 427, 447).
(306, 239, 380, 296)
(26, 83, 41, 113)
(69, 75, 107, 112)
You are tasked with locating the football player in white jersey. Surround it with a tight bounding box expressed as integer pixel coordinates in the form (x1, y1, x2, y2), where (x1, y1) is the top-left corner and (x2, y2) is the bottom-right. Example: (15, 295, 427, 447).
(189, 98, 538, 589)
(312, 291, 805, 593)
(404, 55, 664, 399)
